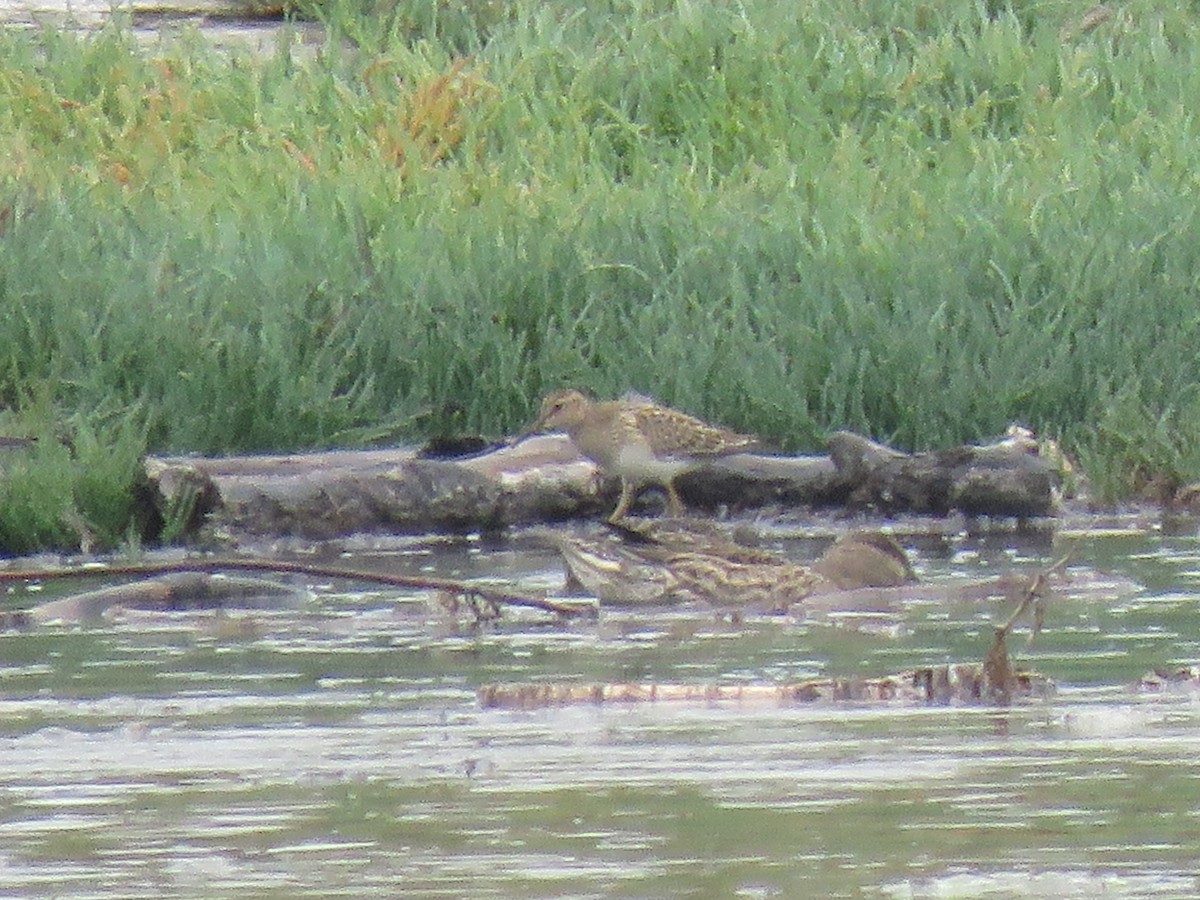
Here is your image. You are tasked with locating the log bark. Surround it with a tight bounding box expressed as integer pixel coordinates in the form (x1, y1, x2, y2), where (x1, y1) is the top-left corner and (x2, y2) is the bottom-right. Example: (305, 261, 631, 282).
(826, 431, 1057, 517)
(142, 430, 1059, 541)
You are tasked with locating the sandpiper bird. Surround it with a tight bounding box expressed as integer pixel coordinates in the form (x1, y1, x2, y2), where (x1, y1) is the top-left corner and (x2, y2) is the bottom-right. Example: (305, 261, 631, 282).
(519, 389, 759, 523)
(551, 523, 915, 611)
(552, 531, 822, 610)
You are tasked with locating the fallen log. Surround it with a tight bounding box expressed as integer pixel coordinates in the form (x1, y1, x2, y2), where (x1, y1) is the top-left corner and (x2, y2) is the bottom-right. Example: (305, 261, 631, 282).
(478, 666, 1055, 709)
(144, 448, 506, 539)
(827, 430, 1057, 517)
(22, 572, 301, 626)
(141, 428, 1060, 541)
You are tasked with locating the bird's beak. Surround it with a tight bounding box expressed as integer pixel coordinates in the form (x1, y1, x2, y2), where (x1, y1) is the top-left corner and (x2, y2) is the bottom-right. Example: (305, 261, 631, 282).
(509, 418, 545, 447)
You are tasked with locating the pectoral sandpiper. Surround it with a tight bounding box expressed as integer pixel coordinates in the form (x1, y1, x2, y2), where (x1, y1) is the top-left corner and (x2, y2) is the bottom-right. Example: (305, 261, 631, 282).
(519, 389, 759, 523)
(551, 530, 821, 610)
(551, 523, 916, 611)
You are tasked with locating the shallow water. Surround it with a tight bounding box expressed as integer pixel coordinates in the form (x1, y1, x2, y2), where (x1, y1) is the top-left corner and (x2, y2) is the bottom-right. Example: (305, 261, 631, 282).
(2, 518, 1200, 898)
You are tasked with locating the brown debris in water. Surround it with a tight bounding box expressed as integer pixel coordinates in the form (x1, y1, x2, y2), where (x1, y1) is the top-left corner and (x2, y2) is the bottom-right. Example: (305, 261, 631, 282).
(477, 665, 1054, 710)
(1133, 666, 1200, 692)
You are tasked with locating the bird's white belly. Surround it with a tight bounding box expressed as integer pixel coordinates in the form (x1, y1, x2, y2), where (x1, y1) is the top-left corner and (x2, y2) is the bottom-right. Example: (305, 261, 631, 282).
(615, 444, 690, 484)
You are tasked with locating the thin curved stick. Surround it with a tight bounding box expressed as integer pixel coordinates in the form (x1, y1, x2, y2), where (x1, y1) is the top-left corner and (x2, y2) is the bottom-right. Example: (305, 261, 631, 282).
(0, 558, 594, 619)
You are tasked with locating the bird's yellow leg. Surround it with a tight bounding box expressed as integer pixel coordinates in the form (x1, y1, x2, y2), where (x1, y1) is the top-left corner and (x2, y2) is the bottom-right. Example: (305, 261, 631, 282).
(665, 482, 685, 517)
(607, 480, 635, 523)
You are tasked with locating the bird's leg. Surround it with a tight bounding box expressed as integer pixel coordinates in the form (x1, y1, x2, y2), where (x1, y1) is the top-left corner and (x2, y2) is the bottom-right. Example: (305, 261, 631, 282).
(664, 481, 685, 517)
(607, 479, 636, 524)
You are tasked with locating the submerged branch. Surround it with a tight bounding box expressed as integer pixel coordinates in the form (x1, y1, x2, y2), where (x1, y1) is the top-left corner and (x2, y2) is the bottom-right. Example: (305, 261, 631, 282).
(982, 550, 1073, 704)
(1000, 551, 1072, 637)
(0, 558, 594, 622)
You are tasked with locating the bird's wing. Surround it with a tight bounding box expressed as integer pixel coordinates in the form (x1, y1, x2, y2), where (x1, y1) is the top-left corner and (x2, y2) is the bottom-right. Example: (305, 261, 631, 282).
(631, 405, 759, 457)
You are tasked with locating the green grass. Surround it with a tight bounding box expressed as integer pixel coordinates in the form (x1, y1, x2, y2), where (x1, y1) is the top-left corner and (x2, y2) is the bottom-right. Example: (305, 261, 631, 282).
(1, 0, 1200, 549)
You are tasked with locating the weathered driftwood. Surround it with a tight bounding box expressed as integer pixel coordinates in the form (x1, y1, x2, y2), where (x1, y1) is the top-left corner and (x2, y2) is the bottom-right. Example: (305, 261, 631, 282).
(142, 429, 1058, 540)
(20, 572, 300, 626)
(146, 447, 502, 538)
(979, 553, 1066, 703)
(143, 436, 836, 539)
(478, 666, 1055, 709)
(826, 431, 1057, 517)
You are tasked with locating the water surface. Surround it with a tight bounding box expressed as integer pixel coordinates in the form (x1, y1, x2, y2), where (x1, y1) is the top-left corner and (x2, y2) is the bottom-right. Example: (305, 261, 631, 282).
(2, 519, 1199, 897)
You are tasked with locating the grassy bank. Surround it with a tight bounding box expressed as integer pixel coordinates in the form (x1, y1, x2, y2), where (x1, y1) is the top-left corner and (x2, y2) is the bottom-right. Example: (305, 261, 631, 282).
(1, 0, 1199, 550)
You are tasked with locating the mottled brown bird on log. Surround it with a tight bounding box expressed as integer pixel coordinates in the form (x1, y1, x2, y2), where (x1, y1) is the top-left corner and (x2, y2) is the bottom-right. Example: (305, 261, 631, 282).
(519, 390, 759, 523)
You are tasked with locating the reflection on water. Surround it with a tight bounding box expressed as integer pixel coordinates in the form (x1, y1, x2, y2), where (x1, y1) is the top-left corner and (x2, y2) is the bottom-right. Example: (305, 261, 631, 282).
(2, 522, 1200, 897)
